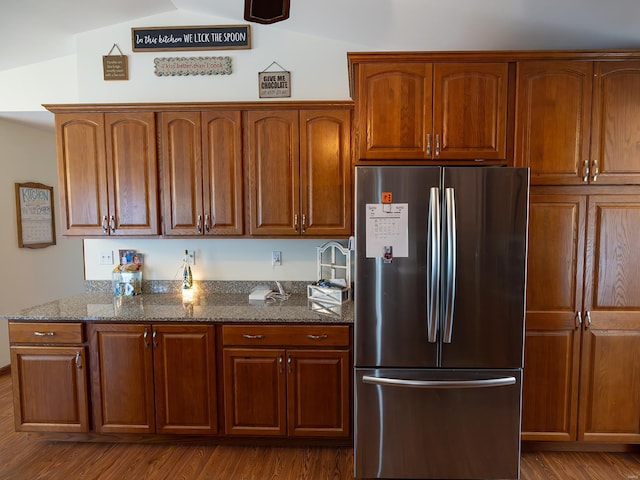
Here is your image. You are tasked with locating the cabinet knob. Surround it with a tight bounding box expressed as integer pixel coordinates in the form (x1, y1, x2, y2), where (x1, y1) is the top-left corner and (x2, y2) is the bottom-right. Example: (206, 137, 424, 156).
(435, 134, 441, 156)
(109, 215, 116, 233)
(34, 331, 55, 337)
(294, 213, 299, 232)
(591, 160, 599, 182)
(426, 134, 432, 156)
(301, 214, 307, 233)
(75, 351, 82, 369)
(102, 216, 109, 234)
(287, 355, 293, 374)
(197, 215, 202, 234)
(585, 311, 592, 328)
(575, 311, 582, 329)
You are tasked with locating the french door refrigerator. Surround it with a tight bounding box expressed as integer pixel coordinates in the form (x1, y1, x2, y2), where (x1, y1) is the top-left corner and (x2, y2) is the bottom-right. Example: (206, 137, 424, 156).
(354, 165, 529, 480)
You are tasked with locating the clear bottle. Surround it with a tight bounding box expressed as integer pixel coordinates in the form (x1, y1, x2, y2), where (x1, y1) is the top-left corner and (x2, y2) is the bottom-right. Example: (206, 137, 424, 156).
(182, 249, 193, 290)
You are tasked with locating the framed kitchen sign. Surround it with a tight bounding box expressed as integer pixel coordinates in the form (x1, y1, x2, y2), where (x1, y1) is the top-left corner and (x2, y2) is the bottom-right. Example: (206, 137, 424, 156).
(15, 182, 56, 248)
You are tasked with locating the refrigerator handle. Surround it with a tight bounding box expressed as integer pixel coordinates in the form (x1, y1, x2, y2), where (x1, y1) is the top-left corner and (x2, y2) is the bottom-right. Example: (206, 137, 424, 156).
(442, 188, 457, 343)
(362, 375, 516, 389)
(427, 187, 441, 343)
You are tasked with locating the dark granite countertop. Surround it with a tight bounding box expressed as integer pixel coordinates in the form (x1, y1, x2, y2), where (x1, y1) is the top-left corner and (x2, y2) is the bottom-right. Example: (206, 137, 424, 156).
(1, 292, 353, 324)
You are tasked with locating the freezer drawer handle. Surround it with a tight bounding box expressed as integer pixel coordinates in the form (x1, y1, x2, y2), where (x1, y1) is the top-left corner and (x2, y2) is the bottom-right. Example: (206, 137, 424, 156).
(362, 375, 516, 389)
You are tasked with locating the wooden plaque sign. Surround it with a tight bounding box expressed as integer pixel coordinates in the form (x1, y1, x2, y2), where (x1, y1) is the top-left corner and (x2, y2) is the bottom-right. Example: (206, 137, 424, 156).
(103, 44, 129, 80)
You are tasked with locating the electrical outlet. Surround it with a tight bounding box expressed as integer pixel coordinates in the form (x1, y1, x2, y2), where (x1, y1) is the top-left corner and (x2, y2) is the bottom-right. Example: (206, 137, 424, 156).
(99, 251, 113, 265)
(186, 250, 195, 265)
(271, 250, 282, 267)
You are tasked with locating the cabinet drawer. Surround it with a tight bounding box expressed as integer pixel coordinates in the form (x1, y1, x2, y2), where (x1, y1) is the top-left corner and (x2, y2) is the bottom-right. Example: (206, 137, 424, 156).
(9, 322, 84, 344)
(222, 324, 350, 347)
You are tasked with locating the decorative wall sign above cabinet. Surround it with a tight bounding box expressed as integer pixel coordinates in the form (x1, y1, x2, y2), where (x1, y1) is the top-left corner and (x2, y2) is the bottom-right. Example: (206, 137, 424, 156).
(154, 57, 232, 76)
(132, 25, 251, 51)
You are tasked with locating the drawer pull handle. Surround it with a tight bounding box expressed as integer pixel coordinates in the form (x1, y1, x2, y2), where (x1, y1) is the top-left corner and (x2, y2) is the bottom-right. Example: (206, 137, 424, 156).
(243, 334, 265, 340)
(34, 331, 55, 337)
(75, 351, 82, 369)
(307, 334, 328, 340)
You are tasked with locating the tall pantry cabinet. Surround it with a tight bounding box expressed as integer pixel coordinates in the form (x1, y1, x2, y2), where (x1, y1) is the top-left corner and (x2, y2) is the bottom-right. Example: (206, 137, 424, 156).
(515, 58, 640, 443)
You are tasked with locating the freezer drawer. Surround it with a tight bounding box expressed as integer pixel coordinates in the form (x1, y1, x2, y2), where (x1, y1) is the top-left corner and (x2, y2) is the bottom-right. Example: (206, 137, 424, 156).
(354, 368, 522, 480)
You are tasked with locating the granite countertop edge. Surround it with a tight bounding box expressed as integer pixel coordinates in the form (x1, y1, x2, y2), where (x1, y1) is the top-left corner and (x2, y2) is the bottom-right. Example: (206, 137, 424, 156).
(1, 290, 353, 325)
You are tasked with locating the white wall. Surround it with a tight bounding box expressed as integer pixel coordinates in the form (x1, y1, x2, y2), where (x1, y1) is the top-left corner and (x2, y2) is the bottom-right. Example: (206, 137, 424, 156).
(75, 10, 358, 104)
(84, 238, 346, 282)
(0, 119, 85, 368)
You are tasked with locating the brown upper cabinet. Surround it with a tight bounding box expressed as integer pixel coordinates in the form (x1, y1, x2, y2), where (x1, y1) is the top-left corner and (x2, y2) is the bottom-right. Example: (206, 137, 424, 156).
(159, 111, 244, 236)
(54, 112, 159, 236)
(246, 108, 352, 236)
(515, 60, 640, 185)
(352, 62, 508, 161)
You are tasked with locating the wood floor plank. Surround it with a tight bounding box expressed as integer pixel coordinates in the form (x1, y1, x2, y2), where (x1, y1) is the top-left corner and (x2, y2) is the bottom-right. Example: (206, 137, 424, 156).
(0, 372, 638, 479)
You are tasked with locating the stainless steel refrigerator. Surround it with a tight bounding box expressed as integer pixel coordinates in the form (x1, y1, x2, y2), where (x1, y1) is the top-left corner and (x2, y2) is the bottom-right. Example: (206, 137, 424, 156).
(354, 165, 529, 480)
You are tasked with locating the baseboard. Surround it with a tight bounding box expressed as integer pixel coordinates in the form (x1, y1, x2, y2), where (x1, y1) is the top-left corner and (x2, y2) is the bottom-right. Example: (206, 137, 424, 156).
(522, 440, 640, 453)
(0, 365, 10, 377)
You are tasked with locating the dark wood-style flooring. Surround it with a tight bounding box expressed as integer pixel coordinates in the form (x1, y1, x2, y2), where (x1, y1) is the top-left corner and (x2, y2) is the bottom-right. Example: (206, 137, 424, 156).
(0, 372, 638, 479)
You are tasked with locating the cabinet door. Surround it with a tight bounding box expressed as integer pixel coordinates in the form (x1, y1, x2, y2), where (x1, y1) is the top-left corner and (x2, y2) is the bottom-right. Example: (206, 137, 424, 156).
(223, 348, 287, 435)
(521, 193, 586, 441)
(89, 324, 155, 434)
(590, 62, 640, 185)
(105, 112, 159, 235)
(355, 63, 433, 159)
(578, 194, 640, 442)
(10, 346, 89, 432)
(202, 111, 244, 235)
(300, 109, 352, 236)
(247, 110, 300, 235)
(153, 324, 217, 435)
(55, 113, 109, 235)
(286, 349, 351, 437)
(515, 62, 593, 185)
(433, 63, 508, 160)
(160, 112, 204, 235)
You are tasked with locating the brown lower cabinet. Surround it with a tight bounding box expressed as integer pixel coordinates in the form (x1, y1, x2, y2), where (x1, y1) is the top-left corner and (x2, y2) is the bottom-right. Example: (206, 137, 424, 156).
(222, 324, 351, 438)
(522, 188, 640, 443)
(9, 322, 89, 433)
(88, 323, 218, 435)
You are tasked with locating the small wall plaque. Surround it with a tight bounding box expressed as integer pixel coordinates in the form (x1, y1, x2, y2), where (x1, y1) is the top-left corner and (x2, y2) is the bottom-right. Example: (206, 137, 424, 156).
(102, 44, 129, 81)
(259, 61, 291, 98)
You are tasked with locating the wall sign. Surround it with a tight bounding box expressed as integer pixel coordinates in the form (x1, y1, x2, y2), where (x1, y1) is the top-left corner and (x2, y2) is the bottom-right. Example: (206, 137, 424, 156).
(259, 61, 291, 98)
(15, 182, 56, 249)
(154, 56, 232, 76)
(132, 25, 251, 51)
(102, 44, 129, 81)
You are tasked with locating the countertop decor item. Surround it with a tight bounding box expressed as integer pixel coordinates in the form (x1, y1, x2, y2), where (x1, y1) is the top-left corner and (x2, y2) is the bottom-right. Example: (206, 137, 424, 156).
(307, 241, 351, 305)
